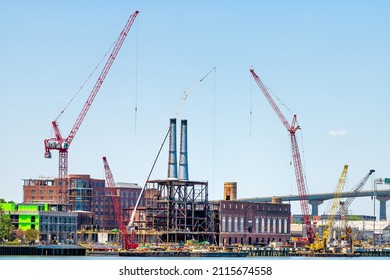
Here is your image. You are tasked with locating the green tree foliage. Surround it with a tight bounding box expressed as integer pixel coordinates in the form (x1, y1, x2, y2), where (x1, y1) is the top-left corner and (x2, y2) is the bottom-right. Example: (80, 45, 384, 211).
(25, 229, 40, 244)
(348, 215, 362, 221)
(0, 214, 14, 244)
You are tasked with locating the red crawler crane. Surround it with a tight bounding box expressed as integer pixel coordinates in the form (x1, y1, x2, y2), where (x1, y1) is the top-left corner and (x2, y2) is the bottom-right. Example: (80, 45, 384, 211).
(103, 156, 138, 250)
(43, 10, 139, 203)
(250, 67, 314, 243)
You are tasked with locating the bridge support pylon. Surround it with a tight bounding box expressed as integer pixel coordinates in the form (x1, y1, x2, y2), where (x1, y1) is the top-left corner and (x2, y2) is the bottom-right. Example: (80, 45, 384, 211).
(377, 196, 390, 221)
(308, 200, 323, 216)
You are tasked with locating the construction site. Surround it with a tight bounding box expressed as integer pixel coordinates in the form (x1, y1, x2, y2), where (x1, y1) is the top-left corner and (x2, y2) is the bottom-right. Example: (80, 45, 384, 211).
(2, 8, 390, 258)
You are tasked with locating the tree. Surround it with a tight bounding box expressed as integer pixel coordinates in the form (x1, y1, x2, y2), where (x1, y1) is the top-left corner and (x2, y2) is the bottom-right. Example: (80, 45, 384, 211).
(15, 229, 25, 243)
(25, 229, 40, 245)
(0, 214, 14, 244)
(348, 215, 362, 221)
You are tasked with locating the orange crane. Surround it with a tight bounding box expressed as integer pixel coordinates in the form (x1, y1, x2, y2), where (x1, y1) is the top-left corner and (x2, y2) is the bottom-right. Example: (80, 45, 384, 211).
(43, 10, 139, 203)
(102, 156, 138, 250)
(250, 67, 315, 243)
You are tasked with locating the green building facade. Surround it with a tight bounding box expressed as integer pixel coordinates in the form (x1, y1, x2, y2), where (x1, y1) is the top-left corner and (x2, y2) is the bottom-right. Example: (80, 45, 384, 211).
(1, 202, 78, 244)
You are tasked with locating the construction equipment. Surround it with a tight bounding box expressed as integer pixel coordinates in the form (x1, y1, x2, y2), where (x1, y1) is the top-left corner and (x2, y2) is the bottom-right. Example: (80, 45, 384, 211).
(336, 170, 374, 250)
(250, 67, 315, 243)
(336, 169, 375, 216)
(311, 165, 348, 252)
(43, 10, 139, 202)
(128, 67, 216, 229)
(102, 156, 138, 250)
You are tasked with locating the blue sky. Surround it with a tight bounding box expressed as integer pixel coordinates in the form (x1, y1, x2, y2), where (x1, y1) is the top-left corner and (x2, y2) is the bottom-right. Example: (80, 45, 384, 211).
(0, 0, 389, 217)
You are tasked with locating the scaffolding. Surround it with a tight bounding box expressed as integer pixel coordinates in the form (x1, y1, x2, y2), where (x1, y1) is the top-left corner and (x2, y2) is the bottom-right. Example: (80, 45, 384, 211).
(138, 179, 213, 244)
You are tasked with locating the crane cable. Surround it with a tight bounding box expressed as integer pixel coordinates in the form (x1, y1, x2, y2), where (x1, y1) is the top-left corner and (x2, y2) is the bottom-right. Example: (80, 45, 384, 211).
(54, 39, 117, 122)
(129, 67, 216, 227)
(174, 66, 216, 117)
(134, 16, 139, 136)
(249, 74, 253, 136)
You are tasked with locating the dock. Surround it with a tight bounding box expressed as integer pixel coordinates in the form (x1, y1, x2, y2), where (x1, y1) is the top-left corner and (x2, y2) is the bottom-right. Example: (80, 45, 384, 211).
(0, 245, 86, 256)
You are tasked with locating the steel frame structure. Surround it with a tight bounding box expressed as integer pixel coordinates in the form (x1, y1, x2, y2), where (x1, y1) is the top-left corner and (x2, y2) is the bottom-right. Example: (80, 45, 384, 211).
(142, 179, 213, 244)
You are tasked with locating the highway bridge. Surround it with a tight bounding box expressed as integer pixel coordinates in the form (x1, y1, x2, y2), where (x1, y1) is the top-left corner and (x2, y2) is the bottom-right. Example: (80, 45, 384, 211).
(240, 188, 390, 220)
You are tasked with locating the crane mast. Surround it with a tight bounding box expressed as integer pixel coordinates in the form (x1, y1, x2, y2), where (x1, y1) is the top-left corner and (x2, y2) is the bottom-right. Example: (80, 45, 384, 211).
(250, 67, 314, 243)
(43, 10, 139, 203)
(103, 157, 137, 250)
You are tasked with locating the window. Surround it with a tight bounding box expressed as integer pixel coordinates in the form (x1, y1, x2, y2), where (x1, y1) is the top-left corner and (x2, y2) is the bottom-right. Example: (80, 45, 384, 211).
(261, 218, 265, 233)
(255, 218, 259, 233)
(267, 218, 270, 233)
(234, 217, 238, 232)
(49, 190, 54, 195)
(228, 217, 232, 232)
(273, 218, 276, 233)
(240, 217, 244, 233)
(248, 218, 253, 233)
(278, 219, 282, 233)
(284, 219, 288, 234)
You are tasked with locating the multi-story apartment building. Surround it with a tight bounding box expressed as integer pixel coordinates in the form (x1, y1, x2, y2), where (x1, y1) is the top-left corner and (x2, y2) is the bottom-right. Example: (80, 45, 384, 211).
(23, 174, 144, 230)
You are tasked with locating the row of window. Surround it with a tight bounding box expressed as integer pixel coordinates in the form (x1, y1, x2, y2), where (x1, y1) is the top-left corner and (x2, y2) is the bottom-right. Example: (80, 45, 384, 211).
(221, 216, 288, 234)
(41, 216, 76, 224)
(40, 225, 76, 232)
(31, 190, 55, 195)
(222, 203, 288, 212)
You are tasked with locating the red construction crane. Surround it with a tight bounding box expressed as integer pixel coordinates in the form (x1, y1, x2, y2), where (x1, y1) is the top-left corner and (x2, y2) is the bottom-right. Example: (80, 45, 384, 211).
(103, 156, 138, 250)
(43, 10, 139, 202)
(250, 67, 315, 243)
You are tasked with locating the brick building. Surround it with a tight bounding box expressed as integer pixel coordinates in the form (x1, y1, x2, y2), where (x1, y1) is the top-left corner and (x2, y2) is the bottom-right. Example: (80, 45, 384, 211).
(217, 200, 291, 246)
(23, 175, 144, 230)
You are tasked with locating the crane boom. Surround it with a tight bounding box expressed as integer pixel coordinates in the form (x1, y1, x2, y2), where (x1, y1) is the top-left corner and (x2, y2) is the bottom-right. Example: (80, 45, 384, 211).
(103, 156, 137, 250)
(336, 169, 375, 216)
(44, 10, 139, 187)
(311, 165, 348, 251)
(128, 67, 216, 228)
(67, 10, 139, 145)
(250, 67, 314, 243)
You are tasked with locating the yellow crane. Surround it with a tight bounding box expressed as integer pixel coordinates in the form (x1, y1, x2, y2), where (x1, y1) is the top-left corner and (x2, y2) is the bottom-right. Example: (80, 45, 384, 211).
(311, 165, 348, 252)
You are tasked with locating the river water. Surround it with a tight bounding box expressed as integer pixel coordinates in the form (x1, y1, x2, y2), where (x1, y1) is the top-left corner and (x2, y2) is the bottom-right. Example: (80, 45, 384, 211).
(1, 255, 389, 260)
(1, 255, 387, 279)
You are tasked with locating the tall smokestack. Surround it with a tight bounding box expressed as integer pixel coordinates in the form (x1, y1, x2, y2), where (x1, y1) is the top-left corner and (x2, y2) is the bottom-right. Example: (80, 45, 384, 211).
(179, 119, 189, 180)
(168, 118, 178, 179)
